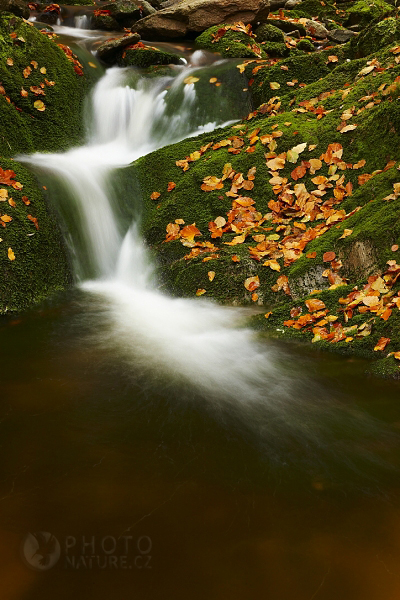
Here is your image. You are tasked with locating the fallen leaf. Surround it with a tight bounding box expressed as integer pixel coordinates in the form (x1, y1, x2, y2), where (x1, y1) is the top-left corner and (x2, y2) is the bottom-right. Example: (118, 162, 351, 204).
(339, 229, 353, 239)
(33, 100, 45, 112)
(150, 191, 161, 200)
(244, 275, 260, 292)
(374, 337, 390, 351)
(323, 251, 336, 262)
(184, 76, 199, 85)
(306, 298, 326, 312)
(269, 81, 280, 89)
(340, 124, 357, 133)
(167, 182, 176, 192)
(7, 247, 15, 261)
(208, 271, 215, 282)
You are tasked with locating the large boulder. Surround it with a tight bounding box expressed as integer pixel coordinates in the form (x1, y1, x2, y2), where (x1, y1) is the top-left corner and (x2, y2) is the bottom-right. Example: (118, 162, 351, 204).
(131, 0, 270, 41)
(0, 0, 29, 18)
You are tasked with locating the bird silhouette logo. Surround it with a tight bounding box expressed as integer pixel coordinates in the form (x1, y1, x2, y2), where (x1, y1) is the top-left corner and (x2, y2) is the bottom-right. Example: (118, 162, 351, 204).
(21, 531, 61, 571)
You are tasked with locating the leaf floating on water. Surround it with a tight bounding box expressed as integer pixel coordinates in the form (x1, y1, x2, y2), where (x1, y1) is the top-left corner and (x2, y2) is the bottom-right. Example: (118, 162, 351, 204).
(184, 76, 199, 85)
(34, 100, 45, 111)
(7, 247, 15, 261)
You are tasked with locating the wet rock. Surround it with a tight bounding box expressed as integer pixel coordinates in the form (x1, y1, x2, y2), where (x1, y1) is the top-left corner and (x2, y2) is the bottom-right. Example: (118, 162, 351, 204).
(196, 25, 266, 59)
(296, 37, 314, 51)
(269, 0, 286, 10)
(96, 32, 141, 61)
(327, 28, 356, 44)
(92, 13, 119, 30)
(0, 0, 29, 18)
(132, 0, 270, 41)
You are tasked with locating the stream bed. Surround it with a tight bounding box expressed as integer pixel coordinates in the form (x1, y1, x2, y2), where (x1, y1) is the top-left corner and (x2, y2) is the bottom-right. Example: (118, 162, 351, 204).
(2, 23, 400, 600)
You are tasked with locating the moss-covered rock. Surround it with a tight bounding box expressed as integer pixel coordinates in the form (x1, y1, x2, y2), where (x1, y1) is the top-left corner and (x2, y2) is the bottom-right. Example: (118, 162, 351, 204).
(0, 158, 71, 313)
(91, 13, 119, 30)
(195, 25, 266, 59)
(0, 14, 87, 157)
(349, 17, 400, 58)
(342, 0, 394, 27)
(118, 43, 183, 68)
(262, 40, 290, 57)
(296, 37, 314, 52)
(130, 40, 400, 372)
(255, 23, 285, 43)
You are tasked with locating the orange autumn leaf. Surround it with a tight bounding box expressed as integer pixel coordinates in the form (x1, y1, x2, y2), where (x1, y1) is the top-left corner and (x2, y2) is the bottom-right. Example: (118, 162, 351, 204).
(244, 275, 260, 292)
(0, 167, 16, 185)
(251, 292, 258, 302)
(307, 252, 317, 259)
(27, 214, 39, 230)
(196, 288, 206, 296)
(167, 182, 176, 192)
(291, 165, 307, 180)
(150, 191, 161, 200)
(232, 255, 240, 262)
(1, 214, 12, 223)
(305, 298, 326, 312)
(374, 337, 390, 352)
(323, 251, 336, 262)
(180, 224, 200, 241)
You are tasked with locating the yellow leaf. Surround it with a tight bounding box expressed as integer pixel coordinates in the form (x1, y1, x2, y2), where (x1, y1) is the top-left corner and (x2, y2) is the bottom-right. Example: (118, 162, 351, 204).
(184, 76, 199, 85)
(8, 247, 15, 261)
(339, 228, 353, 239)
(269, 82, 280, 90)
(208, 271, 215, 282)
(34, 100, 45, 112)
(196, 288, 206, 296)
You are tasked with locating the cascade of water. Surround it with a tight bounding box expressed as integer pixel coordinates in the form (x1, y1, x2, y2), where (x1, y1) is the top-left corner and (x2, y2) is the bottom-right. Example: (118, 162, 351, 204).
(21, 49, 393, 475)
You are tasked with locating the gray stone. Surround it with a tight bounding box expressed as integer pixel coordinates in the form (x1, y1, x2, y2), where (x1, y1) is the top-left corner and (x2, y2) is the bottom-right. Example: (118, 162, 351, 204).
(132, 0, 270, 40)
(304, 19, 329, 39)
(327, 28, 356, 43)
(284, 0, 302, 8)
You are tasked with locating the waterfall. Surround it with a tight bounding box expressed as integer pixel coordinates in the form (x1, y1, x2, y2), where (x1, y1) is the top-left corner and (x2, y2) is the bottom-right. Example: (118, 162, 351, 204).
(21, 55, 395, 480)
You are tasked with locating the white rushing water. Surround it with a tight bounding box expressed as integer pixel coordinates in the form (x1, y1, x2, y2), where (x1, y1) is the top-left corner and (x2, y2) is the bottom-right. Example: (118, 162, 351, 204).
(24, 63, 296, 408)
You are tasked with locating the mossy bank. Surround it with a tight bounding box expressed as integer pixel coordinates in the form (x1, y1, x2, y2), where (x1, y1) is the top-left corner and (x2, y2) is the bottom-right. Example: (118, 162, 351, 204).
(131, 31, 400, 374)
(0, 14, 90, 312)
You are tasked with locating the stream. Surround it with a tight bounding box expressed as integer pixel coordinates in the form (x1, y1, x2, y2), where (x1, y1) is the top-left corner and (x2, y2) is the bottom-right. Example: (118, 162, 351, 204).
(2, 23, 400, 600)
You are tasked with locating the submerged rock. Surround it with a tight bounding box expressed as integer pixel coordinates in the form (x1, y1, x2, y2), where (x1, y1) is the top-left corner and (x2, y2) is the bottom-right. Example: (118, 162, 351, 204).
(131, 0, 270, 41)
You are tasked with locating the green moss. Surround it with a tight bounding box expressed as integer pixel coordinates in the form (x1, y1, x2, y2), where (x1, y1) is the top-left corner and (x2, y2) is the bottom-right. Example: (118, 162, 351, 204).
(296, 38, 315, 52)
(288, 0, 339, 20)
(196, 26, 266, 59)
(91, 14, 119, 30)
(0, 14, 87, 157)
(342, 0, 394, 27)
(0, 158, 71, 313)
(66, 0, 94, 5)
(262, 41, 290, 57)
(265, 17, 307, 36)
(118, 46, 182, 68)
(349, 17, 400, 58)
(255, 23, 285, 43)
